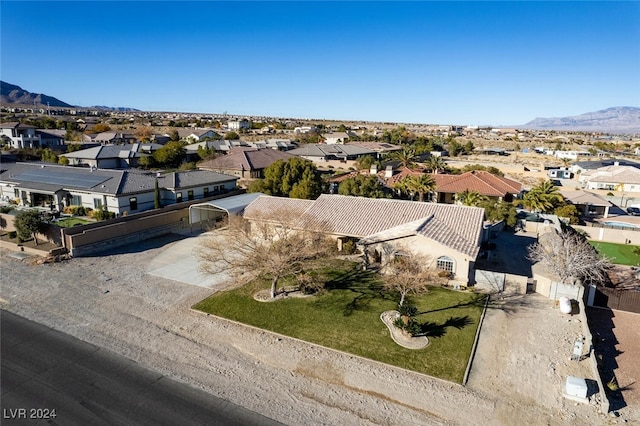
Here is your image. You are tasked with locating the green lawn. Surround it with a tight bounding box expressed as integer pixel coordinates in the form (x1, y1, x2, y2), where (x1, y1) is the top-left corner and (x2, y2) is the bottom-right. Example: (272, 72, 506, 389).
(590, 241, 640, 266)
(193, 261, 485, 383)
(55, 217, 92, 228)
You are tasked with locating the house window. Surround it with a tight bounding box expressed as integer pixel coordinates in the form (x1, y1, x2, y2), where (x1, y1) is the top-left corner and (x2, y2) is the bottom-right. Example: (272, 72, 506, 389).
(129, 197, 138, 210)
(71, 195, 82, 206)
(436, 256, 455, 274)
(176, 192, 182, 203)
(93, 198, 103, 209)
(188, 190, 194, 201)
(203, 187, 209, 197)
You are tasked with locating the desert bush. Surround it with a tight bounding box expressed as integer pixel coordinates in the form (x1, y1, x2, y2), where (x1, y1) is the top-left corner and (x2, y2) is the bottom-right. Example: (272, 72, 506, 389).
(0, 206, 14, 213)
(91, 209, 116, 221)
(341, 240, 357, 255)
(8, 230, 17, 239)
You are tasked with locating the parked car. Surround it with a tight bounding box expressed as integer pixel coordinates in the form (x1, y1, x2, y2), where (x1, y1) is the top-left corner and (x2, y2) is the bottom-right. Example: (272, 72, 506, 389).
(627, 206, 640, 216)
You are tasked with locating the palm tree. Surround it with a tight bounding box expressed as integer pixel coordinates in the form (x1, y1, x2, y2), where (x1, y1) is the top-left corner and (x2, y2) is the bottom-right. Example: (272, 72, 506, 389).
(392, 147, 417, 168)
(455, 190, 488, 207)
(426, 156, 447, 174)
(398, 174, 436, 202)
(523, 180, 564, 213)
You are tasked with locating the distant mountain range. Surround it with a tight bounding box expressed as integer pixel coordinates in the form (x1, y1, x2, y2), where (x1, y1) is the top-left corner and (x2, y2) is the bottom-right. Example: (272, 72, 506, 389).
(0, 81, 138, 112)
(1, 81, 75, 108)
(2, 81, 638, 133)
(522, 106, 640, 134)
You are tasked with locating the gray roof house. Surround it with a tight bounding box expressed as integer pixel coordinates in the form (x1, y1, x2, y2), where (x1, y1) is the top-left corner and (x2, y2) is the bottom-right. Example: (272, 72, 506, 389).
(287, 144, 376, 162)
(61, 143, 164, 169)
(243, 194, 486, 286)
(0, 162, 238, 216)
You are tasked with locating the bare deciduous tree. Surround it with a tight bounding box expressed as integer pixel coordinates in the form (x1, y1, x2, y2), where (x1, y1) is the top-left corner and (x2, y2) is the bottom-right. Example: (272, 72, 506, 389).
(197, 208, 333, 299)
(527, 230, 611, 285)
(381, 251, 438, 306)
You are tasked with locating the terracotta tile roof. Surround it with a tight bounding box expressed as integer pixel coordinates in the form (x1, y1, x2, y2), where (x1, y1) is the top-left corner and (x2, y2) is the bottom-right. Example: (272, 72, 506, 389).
(244, 194, 484, 258)
(383, 167, 426, 187)
(432, 171, 522, 197)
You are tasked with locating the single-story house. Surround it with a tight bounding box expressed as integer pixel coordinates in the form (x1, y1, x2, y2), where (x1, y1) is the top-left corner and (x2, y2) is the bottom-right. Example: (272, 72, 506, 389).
(431, 171, 523, 204)
(287, 143, 376, 163)
(579, 164, 640, 192)
(0, 162, 238, 216)
(198, 148, 297, 179)
(176, 128, 220, 142)
(242, 194, 486, 286)
(559, 189, 612, 218)
(91, 132, 137, 145)
(322, 132, 350, 144)
(347, 141, 403, 159)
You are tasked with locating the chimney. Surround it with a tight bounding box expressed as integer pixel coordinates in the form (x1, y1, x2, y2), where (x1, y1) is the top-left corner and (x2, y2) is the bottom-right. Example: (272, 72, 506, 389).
(369, 164, 377, 175)
(385, 165, 393, 178)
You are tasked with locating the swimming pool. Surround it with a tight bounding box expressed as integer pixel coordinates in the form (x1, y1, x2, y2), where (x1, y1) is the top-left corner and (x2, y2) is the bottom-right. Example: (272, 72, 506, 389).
(602, 221, 639, 229)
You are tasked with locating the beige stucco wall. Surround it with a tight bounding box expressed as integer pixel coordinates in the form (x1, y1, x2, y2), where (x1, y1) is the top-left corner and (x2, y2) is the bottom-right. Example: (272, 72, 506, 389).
(368, 234, 473, 285)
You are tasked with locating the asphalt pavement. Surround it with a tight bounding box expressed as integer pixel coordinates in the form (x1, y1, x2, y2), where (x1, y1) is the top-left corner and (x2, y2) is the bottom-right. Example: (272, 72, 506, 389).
(0, 310, 282, 426)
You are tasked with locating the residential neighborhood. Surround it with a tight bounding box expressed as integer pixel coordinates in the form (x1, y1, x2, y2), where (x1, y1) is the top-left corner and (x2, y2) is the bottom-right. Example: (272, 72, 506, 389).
(1, 2, 639, 424)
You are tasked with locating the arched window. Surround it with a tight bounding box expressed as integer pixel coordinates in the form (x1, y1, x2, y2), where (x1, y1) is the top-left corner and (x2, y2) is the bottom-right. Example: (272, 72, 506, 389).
(436, 256, 455, 274)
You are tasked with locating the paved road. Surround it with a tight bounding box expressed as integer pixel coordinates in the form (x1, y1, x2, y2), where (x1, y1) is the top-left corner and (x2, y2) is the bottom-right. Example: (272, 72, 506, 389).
(0, 310, 281, 426)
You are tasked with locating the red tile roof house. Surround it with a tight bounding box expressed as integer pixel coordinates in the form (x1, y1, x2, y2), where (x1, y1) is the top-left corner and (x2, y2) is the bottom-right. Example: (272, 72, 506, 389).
(198, 148, 296, 180)
(243, 194, 487, 287)
(430, 171, 522, 204)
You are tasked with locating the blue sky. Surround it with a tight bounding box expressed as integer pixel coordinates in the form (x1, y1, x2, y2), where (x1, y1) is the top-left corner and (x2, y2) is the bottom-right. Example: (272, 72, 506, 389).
(2, 1, 639, 126)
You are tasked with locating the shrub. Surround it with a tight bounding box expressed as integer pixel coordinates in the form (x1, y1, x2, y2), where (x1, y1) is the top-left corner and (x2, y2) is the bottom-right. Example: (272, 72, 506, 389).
(64, 206, 93, 216)
(91, 209, 116, 221)
(0, 206, 14, 213)
(8, 230, 17, 239)
(341, 240, 357, 255)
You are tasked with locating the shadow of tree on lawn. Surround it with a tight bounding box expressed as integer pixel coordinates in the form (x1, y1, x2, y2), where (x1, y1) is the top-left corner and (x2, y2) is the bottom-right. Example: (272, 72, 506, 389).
(313, 266, 394, 317)
(415, 315, 474, 338)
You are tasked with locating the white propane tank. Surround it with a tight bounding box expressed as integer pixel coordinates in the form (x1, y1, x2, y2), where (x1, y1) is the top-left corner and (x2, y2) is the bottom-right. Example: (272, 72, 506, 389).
(559, 297, 572, 314)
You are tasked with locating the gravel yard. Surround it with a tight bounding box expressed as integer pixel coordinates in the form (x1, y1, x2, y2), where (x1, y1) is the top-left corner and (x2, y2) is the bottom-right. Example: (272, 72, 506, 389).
(1, 234, 635, 425)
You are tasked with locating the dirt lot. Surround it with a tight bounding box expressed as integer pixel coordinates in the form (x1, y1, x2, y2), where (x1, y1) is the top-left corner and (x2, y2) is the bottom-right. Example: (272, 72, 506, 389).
(0, 235, 636, 425)
(588, 308, 640, 412)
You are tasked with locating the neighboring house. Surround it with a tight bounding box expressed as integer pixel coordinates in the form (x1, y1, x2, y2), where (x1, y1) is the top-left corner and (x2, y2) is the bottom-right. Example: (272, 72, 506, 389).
(0, 122, 40, 148)
(176, 128, 220, 143)
(61, 143, 164, 169)
(227, 119, 250, 131)
(184, 139, 251, 162)
(547, 168, 573, 179)
(571, 159, 640, 175)
(288, 143, 375, 162)
(198, 148, 297, 179)
(293, 126, 318, 134)
(248, 139, 296, 151)
(92, 132, 137, 145)
(243, 194, 486, 286)
(35, 129, 66, 149)
(0, 162, 238, 216)
(322, 132, 350, 144)
(560, 189, 613, 218)
(431, 171, 522, 204)
(347, 141, 403, 159)
(579, 164, 640, 192)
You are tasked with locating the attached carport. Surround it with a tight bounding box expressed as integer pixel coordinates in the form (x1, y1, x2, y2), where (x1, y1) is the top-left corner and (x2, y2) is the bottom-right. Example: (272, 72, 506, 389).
(188, 192, 263, 226)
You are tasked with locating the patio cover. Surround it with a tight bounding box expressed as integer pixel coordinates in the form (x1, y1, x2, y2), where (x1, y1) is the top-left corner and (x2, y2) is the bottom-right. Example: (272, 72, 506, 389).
(189, 192, 263, 224)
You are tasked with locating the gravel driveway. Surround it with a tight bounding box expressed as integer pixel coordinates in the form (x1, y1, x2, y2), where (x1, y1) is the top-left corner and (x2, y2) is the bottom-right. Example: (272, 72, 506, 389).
(1, 233, 634, 425)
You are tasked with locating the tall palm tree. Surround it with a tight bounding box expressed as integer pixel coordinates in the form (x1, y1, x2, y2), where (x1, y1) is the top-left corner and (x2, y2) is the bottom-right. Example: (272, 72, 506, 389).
(523, 180, 564, 213)
(397, 174, 436, 202)
(455, 190, 488, 207)
(426, 156, 447, 174)
(392, 147, 417, 168)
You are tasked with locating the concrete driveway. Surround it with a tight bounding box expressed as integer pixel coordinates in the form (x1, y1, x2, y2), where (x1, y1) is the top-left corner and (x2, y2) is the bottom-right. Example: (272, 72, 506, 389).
(147, 231, 232, 288)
